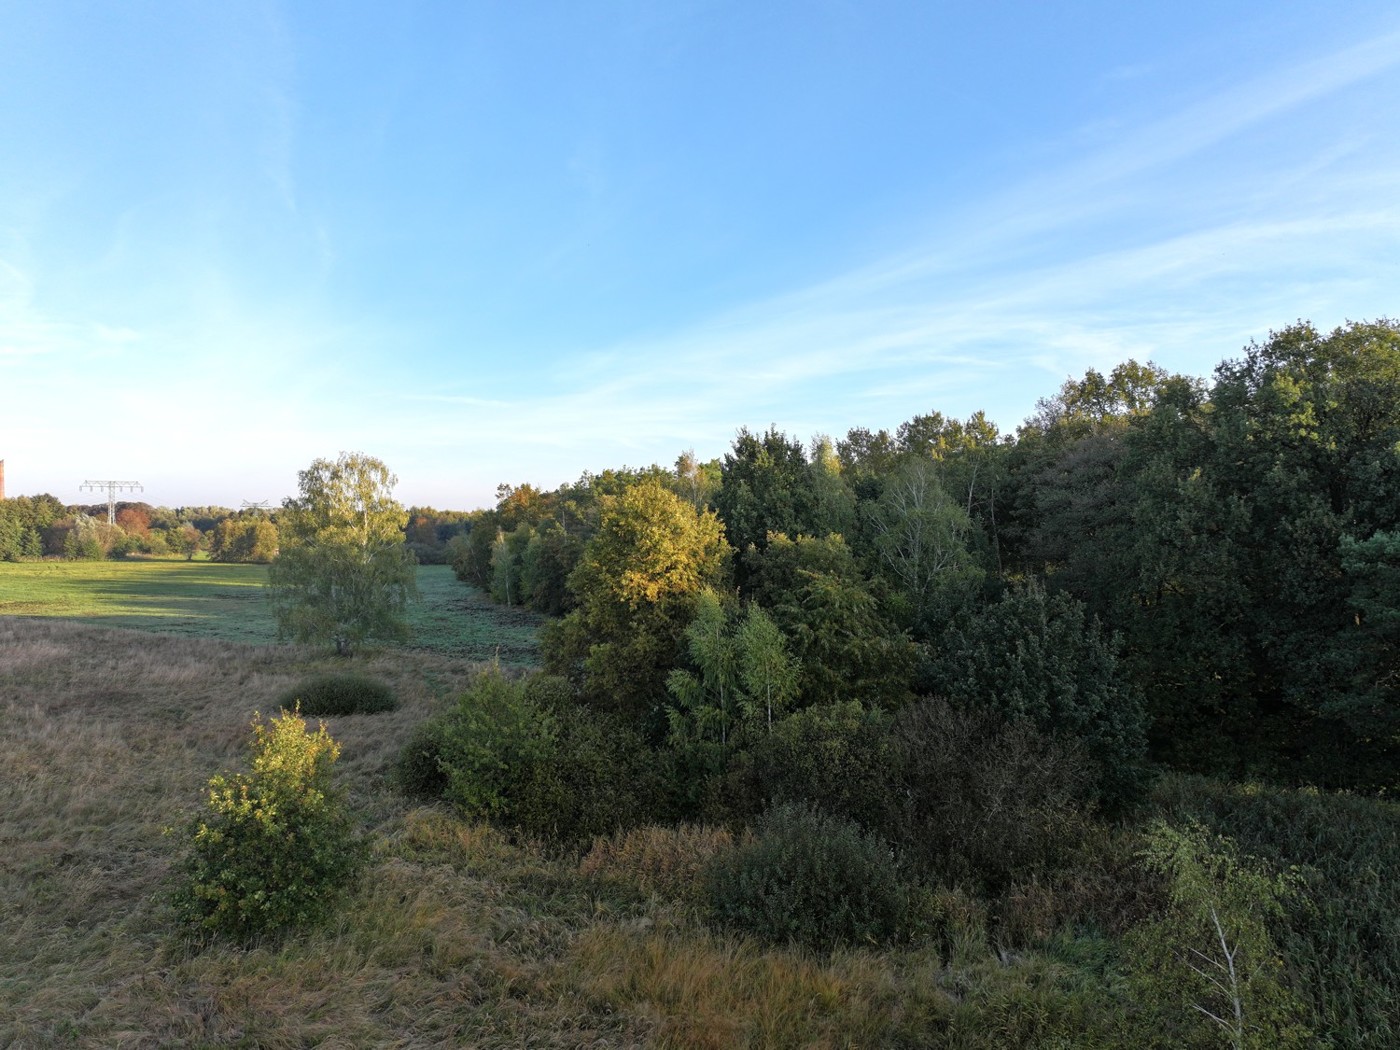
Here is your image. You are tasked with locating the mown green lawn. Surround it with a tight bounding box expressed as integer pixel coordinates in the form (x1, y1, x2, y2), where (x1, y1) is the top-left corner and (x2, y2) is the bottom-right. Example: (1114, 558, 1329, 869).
(0, 560, 543, 663)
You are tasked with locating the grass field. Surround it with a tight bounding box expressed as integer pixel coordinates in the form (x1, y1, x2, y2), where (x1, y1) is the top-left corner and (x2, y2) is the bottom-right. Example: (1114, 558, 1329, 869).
(0, 613, 987, 1049)
(0, 561, 544, 663)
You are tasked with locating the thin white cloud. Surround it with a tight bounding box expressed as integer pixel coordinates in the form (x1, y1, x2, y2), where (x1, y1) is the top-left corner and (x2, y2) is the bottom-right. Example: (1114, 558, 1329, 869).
(371, 23, 1400, 503)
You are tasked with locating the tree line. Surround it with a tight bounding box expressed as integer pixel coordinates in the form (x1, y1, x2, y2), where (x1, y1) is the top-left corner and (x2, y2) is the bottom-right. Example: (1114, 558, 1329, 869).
(0, 497, 471, 566)
(452, 319, 1399, 794)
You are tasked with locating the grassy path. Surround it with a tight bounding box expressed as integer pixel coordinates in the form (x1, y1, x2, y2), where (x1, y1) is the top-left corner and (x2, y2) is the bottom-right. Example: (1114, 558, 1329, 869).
(0, 560, 543, 663)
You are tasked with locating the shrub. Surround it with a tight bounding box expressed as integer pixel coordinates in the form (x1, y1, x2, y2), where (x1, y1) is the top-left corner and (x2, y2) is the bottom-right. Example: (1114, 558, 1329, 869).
(395, 717, 452, 799)
(432, 668, 667, 842)
(580, 823, 739, 902)
(279, 671, 397, 716)
(437, 668, 555, 822)
(1150, 773, 1400, 1046)
(704, 802, 911, 951)
(521, 672, 576, 713)
(725, 701, 892, 829)
(886, 699, 1091, 892)
(172, 709, 364, 940)
(510, 706, 671, 843)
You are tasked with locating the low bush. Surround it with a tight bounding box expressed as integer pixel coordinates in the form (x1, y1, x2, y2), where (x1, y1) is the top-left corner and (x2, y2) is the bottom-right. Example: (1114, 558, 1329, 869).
(395, 717, 452, 799)
(437, 668, 555, 822)
(704, 802, 911, 951)
(431, 668, 668, 843)
(279, 672, 397, 716)
(511, 706, 672, 843)
(172, 709, 365, 940)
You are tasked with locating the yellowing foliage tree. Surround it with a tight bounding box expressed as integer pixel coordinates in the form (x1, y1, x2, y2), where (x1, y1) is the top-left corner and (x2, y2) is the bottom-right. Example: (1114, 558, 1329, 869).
(544, 478, 731, 721)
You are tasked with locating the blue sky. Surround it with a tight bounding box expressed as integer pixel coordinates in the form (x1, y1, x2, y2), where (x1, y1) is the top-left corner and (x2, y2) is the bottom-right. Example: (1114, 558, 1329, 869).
(2, 1, 1398, 510)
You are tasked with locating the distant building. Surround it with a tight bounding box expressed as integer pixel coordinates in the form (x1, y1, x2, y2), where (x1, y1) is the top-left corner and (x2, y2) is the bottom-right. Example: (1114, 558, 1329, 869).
(0, 459, 5, 500)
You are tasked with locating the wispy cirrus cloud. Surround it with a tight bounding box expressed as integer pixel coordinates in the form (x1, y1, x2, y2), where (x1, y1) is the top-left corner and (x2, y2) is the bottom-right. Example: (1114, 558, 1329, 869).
(377, 23, 1400, 504)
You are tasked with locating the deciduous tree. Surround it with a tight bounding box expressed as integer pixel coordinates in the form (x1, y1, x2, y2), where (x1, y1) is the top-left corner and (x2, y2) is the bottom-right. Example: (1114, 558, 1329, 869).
(268, 453, 417, 656)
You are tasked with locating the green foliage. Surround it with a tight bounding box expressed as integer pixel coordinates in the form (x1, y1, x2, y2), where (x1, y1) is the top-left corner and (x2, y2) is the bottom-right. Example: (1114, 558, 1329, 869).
(0, 494, 62, 561)
(448, 511, 498, 588)
(544, 478, 731, 721)
(734, 602, 798, 731)
(666, 589, 743, 773)
(509, 705, 672, 843)
(1116, 321, 1400, 784)
(518, 519, 580, 615)
(63, 525, 105, 561)
(667, 597, 804, 788)
(704, 802, 911, 951)
(279, 671, 397, 716)
(1128, 821, 1312, 1050)
(1152, 774, 1400, 1047)
(727, 702, 892, 831)
(431, 668, 664, 842)
(172, 709, 364, 941)
(885, 699, 1091, 892)
(862, 456, 984, 636)
(437, 668, 556, 822)
(933, 579, 1152, 810)
(268, 453, 418, 656)
(489, 523, 531, 605)
(209, 516, 279, 563)
(714, 426, 825, 570)
(1331, 529, 1400, 786)
(395, 717, 452, 800)
(745, 533, 914, 709)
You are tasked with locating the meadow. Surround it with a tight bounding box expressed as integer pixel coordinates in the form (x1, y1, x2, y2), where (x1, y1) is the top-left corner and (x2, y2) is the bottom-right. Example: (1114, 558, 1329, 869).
(0, 561, 544, 663)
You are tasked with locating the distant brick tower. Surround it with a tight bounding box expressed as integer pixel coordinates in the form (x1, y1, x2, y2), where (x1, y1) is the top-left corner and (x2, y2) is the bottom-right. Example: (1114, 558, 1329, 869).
(0, 459, 5, 501)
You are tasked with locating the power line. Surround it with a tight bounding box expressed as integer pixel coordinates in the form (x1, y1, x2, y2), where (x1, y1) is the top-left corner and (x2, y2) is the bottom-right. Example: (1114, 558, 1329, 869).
(80, 479, 143, 525)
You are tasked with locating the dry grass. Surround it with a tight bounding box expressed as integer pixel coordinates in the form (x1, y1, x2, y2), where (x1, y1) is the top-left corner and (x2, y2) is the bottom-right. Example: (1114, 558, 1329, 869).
(579, 824, 741, 904)
(3, 616, 1136, 1049)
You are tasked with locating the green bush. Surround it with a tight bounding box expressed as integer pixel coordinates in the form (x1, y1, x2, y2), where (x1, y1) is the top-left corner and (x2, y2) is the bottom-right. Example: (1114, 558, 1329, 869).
(510, 706, 670, 843)
(704, 802, 911, 951)
(437, 668, 555, 822)
(725, 701, 893, 829)
(1151, 773, 1400, 1047)
(520, 672, 577, 713)
(395, 717, 452, 799)
(279, 672, 397, 716)
(886, 699, 1091, 892)
(430, 668, 669, 843)
(172, 709, 365, 940)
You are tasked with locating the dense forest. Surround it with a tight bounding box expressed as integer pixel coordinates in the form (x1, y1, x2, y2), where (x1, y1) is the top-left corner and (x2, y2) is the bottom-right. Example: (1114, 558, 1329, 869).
(446, 319, 1398, 793)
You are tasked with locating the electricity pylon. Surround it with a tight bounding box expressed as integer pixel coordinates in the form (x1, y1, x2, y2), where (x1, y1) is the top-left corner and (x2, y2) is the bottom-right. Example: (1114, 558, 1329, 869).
(80, 479, 143, 525)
